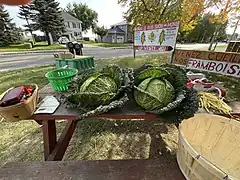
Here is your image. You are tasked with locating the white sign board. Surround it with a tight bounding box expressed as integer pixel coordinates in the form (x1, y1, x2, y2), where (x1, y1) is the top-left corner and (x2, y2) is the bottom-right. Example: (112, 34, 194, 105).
(134, 21, 179, 51)
(187, 58, 240, 78)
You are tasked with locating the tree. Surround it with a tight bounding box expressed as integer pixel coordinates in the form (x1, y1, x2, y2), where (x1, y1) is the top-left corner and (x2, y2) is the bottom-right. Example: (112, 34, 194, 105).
(18, 5, 34, 40)
(0, 5, 20, 46)
(93, 26, 108, 42)
(181, 13, 227, 43)
(118, 0, 205, 32)
(66, 3, 98, 32)
(28, 0, 65, 45)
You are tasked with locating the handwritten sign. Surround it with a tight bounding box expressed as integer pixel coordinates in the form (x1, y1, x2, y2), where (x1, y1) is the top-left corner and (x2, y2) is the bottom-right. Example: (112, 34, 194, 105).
(174, 49, 240, 66)
(187, 58, 240, 77)
(134, 21, 179, 51)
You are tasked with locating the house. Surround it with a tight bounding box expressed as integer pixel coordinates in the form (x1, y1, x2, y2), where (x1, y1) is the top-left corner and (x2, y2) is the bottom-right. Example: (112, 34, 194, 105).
(102, 21, 133, 43)
(61, 11, 83, 41)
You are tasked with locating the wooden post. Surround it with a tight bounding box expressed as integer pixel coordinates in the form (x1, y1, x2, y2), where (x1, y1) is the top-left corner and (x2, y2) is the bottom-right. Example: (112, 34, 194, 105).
(133, 30, 136, 58)
(42, 120, 57, 160)
(133, 46, 136, 59)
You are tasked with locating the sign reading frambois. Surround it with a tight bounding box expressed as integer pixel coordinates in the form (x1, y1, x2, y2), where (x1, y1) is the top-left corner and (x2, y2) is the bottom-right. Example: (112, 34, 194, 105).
(134, 21, 179, 51)
(187, 58, 240, 78)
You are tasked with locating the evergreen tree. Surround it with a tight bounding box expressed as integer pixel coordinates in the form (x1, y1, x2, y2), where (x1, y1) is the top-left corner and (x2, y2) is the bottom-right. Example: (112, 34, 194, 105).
(18, 5, 35, 40)
(0, 5, 19, 46)
(29, 0, 65, 45)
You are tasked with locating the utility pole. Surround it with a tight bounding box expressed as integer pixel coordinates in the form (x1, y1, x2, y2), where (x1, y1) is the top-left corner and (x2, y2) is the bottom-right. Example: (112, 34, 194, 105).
(208, 0, 230, 51)
(229, 18, 240, 42)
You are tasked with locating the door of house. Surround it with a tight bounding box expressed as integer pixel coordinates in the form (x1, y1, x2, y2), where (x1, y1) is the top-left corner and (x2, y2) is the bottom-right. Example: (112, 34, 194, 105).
(117, 36, 124, 43)
(112, 35, 115, 43)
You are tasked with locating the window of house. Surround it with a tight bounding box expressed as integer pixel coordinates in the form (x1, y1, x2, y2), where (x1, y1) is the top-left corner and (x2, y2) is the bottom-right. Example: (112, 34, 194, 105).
(78, 32, 82, 36)
(78, 23, 81, 29)
(74, 32, 78, 36)
(67, 22, 70, 28)
(72, 22, 76, 28)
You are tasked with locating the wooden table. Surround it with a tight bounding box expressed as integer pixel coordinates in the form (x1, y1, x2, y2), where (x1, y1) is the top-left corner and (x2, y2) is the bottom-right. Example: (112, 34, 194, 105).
(34, 85, 240, 161)
(0, 159, 185, 180)
(28, 85, 186, 179)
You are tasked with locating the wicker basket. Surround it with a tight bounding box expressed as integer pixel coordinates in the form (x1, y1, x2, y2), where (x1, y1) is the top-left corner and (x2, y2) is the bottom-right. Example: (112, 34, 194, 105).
(0, 84, 38, 122)
(177, 114, 240, 180)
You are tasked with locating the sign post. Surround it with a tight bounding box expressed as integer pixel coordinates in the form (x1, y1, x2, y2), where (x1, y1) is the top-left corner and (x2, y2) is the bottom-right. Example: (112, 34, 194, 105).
(134, 21, 179, 62)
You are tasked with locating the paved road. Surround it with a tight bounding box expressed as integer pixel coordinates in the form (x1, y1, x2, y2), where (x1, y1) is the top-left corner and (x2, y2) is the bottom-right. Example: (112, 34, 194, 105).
(0, 43, 226, 72)
(0, 47, 158, 72)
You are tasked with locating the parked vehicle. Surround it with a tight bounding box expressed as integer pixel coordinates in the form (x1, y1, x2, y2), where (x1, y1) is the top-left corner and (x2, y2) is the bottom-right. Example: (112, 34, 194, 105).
(58, 37, 70, 44)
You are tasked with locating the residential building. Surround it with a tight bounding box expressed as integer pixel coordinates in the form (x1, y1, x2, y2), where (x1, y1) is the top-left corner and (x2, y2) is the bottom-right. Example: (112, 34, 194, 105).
(102, 21, 133, 43)
(61, 11, 83, 41)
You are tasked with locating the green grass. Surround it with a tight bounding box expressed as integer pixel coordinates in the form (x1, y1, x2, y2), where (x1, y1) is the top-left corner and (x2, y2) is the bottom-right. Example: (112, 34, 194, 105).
(0, 42, 66, 52)
(0, 65, 54, 94)
(214, 44, 227, 52)
(80, 40, 130, 47)
(0, 53, 239, 166)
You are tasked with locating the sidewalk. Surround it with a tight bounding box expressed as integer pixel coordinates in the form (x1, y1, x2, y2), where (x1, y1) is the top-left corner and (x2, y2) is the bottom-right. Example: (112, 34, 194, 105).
(0, 49, 67, 56)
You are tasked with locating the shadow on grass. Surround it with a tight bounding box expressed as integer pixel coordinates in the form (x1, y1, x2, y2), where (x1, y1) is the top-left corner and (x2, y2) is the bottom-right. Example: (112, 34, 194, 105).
(65, 118, 174, 161)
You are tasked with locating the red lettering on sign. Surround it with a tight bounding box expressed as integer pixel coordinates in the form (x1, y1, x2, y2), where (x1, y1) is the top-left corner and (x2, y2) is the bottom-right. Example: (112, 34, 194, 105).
(196, 52, 201, 59)
(186, 51, 191, 57)
(216, 63, 224, 72)
(216, 53, 224, 61)
(208, 62, 216, 71)
(208, 52, 215, 60)
(223, 54, 231, 62)
(227, 64, 239, 75)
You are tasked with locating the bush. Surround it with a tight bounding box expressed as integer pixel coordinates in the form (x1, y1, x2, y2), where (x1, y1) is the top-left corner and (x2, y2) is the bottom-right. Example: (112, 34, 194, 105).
(24, 43, 33, 49)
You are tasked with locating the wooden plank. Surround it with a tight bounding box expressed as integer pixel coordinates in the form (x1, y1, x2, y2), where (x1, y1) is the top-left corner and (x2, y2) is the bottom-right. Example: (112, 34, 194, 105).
(1, 159, 185, 180)
(47, 120, 78, 161)
(42, 120, 57, 160)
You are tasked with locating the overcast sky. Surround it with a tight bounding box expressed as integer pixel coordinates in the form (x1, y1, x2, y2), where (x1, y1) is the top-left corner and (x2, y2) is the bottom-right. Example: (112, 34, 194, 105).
(4, 0, 237, 35)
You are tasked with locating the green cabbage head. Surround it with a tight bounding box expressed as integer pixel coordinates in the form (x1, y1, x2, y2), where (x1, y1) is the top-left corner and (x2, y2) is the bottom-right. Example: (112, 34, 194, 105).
(67, 65, 126, 108)
(134, 77, 175, 111)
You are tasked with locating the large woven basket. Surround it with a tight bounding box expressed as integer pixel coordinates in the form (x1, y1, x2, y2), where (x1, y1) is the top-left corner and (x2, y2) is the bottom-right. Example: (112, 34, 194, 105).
(0, 84, 38, 122)
(177, 114, 240, 180)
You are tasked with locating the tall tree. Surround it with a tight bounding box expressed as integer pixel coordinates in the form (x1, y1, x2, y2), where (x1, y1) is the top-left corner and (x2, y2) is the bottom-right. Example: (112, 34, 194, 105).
(118, 0, 205, 32)
(0, 5, 20, 46)
(93, 26, 108, 42)
(18, 5, 34, 40)
(66, 3, 98, 32)
(28, 0, 65, 45)
(181, 13, 227, 43)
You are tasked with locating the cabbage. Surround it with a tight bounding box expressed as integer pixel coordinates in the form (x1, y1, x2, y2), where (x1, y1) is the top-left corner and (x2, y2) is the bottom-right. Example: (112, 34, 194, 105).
(134, 78, 175, 110)
(133, 65, 187, 114)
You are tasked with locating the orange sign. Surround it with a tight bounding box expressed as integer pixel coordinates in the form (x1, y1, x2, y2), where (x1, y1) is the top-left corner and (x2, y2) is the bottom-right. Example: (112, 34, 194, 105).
(174, 49, 240, 66)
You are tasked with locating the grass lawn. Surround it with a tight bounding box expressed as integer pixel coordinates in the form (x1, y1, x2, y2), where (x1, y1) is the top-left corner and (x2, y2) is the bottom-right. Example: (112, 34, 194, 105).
(80, 40, 131, 47)
(0, 53, 239, 166)
(214, 44, 227, 52)
(0, 42, 66, 52)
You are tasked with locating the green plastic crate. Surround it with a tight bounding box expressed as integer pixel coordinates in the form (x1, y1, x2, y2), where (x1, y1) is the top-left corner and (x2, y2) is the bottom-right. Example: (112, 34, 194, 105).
(55, 56, 95, 73)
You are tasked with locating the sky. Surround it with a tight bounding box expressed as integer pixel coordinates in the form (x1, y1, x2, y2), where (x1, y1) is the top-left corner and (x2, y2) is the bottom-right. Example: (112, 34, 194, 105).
(5, 0, 126, 36)
(4, 0, 238, 35)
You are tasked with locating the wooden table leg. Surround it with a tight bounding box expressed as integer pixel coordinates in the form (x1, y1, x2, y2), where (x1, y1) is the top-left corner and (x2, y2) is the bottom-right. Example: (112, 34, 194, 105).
(47, 120, 78, 161)
(42, 120, 57, 161)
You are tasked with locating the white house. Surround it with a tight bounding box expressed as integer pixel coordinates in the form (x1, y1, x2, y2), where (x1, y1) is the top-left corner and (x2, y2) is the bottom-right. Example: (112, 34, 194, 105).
(61, 11, 83, 41)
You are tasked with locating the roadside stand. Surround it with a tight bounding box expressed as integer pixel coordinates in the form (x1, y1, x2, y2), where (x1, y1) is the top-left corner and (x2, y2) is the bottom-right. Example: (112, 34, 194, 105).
(0, 22, 240, 180)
